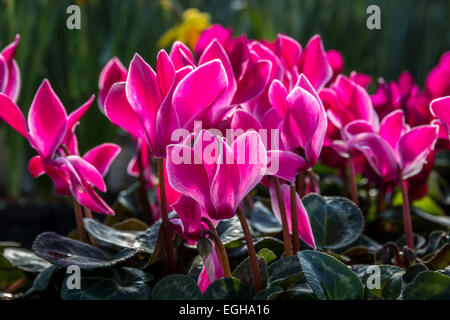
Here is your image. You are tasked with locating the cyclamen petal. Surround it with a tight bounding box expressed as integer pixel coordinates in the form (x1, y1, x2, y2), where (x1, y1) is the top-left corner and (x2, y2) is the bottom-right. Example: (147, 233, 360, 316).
(379, 110, 409, 149)
(83, 143, 121, 177)
(171, 195, 204, 242)
(430, 96, 450, 134)
(0, 93, 28, 138)
(66, 156, 107, 192)
(27, 80, 68, 161)
(98, 57, 127, 111)
(398, 125, 439, 180)
(28, 155, 45, 178)
(105, 82, 149, 144)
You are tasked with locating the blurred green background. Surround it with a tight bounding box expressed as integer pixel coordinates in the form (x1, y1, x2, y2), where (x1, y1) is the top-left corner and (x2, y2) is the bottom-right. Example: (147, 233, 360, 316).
(0, 0, 449, 197)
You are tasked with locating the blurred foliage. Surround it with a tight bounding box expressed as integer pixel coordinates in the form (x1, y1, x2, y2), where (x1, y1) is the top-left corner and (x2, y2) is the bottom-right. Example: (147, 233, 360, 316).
(0, 0, 449, 196)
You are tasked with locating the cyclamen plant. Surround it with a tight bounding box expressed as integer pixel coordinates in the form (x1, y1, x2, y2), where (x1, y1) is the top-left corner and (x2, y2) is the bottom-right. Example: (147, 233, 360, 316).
(0, 24, 449, 301)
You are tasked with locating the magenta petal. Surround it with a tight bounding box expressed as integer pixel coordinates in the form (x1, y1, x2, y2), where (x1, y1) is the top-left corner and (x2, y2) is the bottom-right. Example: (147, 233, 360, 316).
(64, 95, 95, 154)
(0, 55, 8, 92)
(430, 96, 450, 127)
(198, 267, 211, 294)
(232, 60, 271, 105)
(379, 110, 408, 149)
(27, 80, 67, 161)
(326, 49, 344, 80)
(104, 82, 149, 143)
(98, 57, 127, 111)
(230, 109, 263, 133)
(170, 41, 195, 70)
(286, 87, 320, 151)
(298, 35, 332, 90)
(275, 34, 302, 70)
(166, 144, 215, 215)
(66, 156, 107, 192)
(44, 165, 71, 196)
(269, 183, 315, 249)
(4, 59, 20, 103)
(266, 150, 307, 183)
(83, 143, 121, 177)
(126, 54, 161, 137)
(398, 125, 439, 180)
(268, 79, 288, 118)
(171, 195, 203, 242)
(210, 138, 240, 219)
(0, 93, 28, 138)
(231, 131, 267, 204)
(172, 59, 228, 127)
(195, 24, 232, 57)
(156, 50, 175, 98)
(348, 133, 399, 182)
(28, 155, 45, 178)
(199, 39, 237, 107)
(342, 120, 374, 142)
(1, 34, 20, 67)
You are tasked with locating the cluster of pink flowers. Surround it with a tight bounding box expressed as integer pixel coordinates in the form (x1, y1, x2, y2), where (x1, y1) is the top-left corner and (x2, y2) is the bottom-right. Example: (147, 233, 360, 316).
(0, 25, 449, 292)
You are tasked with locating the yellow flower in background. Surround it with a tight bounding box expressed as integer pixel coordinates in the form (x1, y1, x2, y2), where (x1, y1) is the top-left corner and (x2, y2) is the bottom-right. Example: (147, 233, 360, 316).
(158, 8, 211, 49)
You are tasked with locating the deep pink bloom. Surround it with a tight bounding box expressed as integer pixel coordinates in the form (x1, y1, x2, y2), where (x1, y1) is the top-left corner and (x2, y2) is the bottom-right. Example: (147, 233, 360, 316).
(269, 183, 315, 249)
(347, 110, 439, 182)
(98, 57, 127, 111)
(0, 35, 20, 102)
(0, 80, 119, 214)
(425, 52, 450, 99)
(326, 49, 344, 85)
(430, 96, 450, 139)
(105, 51, 228, 158)
(166, 130, 267, 222)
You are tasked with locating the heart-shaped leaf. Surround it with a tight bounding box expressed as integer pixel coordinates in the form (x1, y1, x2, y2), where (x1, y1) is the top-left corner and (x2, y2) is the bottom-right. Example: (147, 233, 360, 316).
(61, 267, 151, 300)
(32, 232, 137, 270)
(361, 265, 405, 300)
(403, 271, 450, 300)
(248, 201, 282, 234)
(84, 218, 154, 253)
(152, 274, 202, 300)
(232, 256, 268, 294)
(3, 248, 52, 273)
(298, 250, 364, 300)
(216, 216, 245, 247)
(267, 256, 302, 287)
(202, 277, 248, 300)
(303, 194, 364, 250)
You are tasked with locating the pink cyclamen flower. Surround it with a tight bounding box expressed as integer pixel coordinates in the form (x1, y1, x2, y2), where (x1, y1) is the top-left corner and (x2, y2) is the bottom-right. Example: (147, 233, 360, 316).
(430, 96, 450, 139)
(425, 52, 450, 99)
(0, 80, 119, 214)
(0, 35, 20, 103)
(167, 129, 267, 223)
(104, 51, 228, 158)
(346, 110, 439, 183)
(98, 57, 127, 111)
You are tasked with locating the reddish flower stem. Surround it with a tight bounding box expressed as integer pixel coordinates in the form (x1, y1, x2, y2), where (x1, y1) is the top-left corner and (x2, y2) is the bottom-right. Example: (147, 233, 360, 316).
(137, 150, 153, 225)
(297, 171, 305, 198)
(236, 207, 262, 293)
(400, 179, 415, 250)
(83, 207, 99, 246)
(290, 183, 300, 254)
(202, 229, 232, 278)
(157, 158, 176, 274)
(348, 158, 359, 205)
(273, 177, 293, 256)
(73, 198, 88, 243)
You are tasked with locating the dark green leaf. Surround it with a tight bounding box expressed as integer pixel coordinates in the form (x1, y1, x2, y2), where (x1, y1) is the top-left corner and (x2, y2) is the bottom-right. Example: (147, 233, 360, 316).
(257, 248, 277, 265)
(362, 265, 404, 300)
(217, 216, 245, 246)
(61, 267, 151, 300)
(84, 218, 154, 253)
(248, 202, 282, 234)
(152, 274, 202, 300)
(3, 248, 52, 273)
(253, 286, 282, 300)
(203, 277, 248, 300)
(267, 256, 302, 287)
(232, 257, 267, 293)
(32, 265, 59, 292)
(425, 243, 450, 270)
(254, 237, 285, 257)
(32, 232, 137, 270)
(403, 264, 428, 283)
(403, 271, 450, 300)
(298, 250, 364, 300)
(303, 194, 364, 250)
